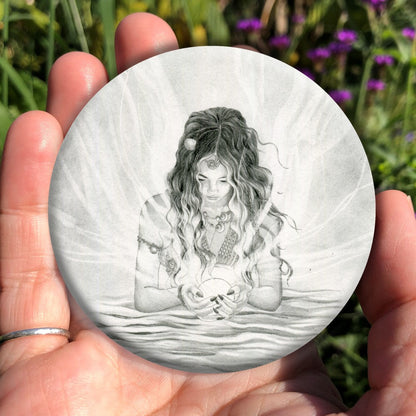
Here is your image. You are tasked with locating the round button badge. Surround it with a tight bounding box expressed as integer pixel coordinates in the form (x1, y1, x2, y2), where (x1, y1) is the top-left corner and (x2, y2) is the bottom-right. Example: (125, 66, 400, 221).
(49, 46, 375, 373)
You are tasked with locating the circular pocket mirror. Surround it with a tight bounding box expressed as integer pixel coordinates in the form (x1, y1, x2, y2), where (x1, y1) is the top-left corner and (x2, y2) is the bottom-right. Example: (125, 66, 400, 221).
(49, 46, 375, 373)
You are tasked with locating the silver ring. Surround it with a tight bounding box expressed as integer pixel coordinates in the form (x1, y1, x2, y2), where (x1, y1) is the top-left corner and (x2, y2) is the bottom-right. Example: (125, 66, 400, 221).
(0, 327, 70, 344)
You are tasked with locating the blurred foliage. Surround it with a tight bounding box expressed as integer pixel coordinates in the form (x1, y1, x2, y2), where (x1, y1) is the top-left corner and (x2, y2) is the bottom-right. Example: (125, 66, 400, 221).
(316, 295, 370, 407)
(0, 0, 229, 146)
(227, 0, 416, 199)
(1, 0, 415, 408)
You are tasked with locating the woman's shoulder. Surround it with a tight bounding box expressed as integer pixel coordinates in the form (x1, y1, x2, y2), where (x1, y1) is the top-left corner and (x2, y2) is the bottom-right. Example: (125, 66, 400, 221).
(141, 191, 170, 218)
(138, 191, 172, 246)
(257, 206, 283, 240)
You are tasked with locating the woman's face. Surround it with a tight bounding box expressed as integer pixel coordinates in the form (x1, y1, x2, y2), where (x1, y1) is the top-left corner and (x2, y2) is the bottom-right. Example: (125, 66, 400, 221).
(196, 156, 233, 207)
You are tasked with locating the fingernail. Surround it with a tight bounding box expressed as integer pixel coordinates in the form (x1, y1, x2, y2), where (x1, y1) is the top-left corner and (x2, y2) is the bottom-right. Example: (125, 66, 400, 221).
(218, 295, 224, 300)
(210, 296, 217, 302)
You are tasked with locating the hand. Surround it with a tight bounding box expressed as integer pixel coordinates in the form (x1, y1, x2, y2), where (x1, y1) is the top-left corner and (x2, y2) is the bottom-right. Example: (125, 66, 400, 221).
(179, 284, 215, 319)
(1, 12, 416, 415)
(211, 284, 250, 319)
(227, 283, 251, 303)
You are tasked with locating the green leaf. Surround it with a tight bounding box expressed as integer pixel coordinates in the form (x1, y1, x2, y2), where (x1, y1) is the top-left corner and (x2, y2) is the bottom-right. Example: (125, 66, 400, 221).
(368, 143, 397, 165)
(29, 6, 53, 31)
(206, 0, 229, 45)
(178, 0, 195, 38)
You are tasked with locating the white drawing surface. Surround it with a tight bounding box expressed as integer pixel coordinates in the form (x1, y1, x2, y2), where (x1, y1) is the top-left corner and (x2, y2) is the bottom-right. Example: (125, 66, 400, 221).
(49, 47, 375, 372)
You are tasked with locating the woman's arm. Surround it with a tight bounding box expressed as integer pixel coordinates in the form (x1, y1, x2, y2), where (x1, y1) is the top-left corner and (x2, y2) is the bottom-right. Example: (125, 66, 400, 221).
(247, 253, 282, 311)
(134, 195, 183, 312)
(246, 214, 284, 311)
(134, 241, 182, 312)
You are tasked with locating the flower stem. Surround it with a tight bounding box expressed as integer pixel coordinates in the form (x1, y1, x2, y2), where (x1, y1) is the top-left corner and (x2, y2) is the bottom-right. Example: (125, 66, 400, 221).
(354, 51, 374, 132)
(46, 0, 58, 78)
(2, 0, 10, 107)
(403, 37, 416, 135)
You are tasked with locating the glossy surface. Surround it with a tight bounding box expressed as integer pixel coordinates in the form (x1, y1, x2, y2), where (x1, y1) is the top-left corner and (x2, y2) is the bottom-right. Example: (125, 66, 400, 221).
(49, 47, 375, 372)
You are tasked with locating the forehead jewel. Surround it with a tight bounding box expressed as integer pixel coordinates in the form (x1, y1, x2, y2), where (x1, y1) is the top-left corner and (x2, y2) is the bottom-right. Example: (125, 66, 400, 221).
(206, 155, 220, 170)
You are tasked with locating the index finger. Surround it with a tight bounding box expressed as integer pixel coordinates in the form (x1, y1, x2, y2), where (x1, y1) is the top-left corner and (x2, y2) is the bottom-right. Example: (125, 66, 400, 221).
(47, 13, 178, 134)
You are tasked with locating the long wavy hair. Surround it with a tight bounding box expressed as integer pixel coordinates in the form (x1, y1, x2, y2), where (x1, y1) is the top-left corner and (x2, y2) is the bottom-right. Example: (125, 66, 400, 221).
(167, 107, 292, 282)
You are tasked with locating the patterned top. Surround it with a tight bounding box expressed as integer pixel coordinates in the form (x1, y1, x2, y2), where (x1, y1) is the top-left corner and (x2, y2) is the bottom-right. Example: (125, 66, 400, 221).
(136, 191, 281, 288)
(201, 227, 239, 266)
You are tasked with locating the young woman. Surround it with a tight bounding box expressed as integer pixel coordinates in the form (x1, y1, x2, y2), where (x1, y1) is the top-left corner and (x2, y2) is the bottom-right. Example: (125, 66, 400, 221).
(134, 107, 292, 320)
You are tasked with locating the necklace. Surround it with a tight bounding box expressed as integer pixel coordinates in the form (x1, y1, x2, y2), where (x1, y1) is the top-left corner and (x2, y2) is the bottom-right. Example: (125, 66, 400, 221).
(202, 210, 232, 233)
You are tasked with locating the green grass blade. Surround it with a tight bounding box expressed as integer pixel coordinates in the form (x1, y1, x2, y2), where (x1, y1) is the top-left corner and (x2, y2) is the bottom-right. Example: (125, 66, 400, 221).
(354, 52, 374, 130)
(404, 39, 416, 135)
(2, 0, 10, 107)
(0, 101, 14, 151)
(0, 57, 38, 110)
(67, 0, 89, 53)
(47, 0, 58, 78)
(60, 0, 77, 40)
(97, 0, 116, 79)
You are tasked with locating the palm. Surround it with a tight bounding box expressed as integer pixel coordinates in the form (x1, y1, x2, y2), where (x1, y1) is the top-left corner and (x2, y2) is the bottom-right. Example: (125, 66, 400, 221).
(1, 13, 415, 416)
(3, 333, 344, 414)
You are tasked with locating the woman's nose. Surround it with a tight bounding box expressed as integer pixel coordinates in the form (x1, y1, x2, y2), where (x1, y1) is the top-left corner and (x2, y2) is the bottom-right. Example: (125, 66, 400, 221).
(208, 181, 217, 193)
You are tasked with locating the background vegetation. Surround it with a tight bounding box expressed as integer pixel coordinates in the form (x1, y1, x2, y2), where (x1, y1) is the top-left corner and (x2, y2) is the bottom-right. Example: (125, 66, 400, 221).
(1, 0, 415, 407)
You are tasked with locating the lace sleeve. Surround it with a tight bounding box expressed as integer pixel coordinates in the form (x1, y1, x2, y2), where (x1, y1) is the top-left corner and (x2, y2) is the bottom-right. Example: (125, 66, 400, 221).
(137, 193, 171, 251)
(136, 193, 181, 282)
(252, 211, 283, 286)
(256, 210, 293, 283)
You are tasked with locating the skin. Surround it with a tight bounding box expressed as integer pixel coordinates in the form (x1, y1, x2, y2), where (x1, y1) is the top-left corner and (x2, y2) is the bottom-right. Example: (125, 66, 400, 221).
(0, 12, 416, 416)
(197, 157, 233, 208)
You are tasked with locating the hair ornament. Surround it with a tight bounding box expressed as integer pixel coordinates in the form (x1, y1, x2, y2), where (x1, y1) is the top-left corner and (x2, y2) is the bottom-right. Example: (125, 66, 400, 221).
(184, 138, 197, 151)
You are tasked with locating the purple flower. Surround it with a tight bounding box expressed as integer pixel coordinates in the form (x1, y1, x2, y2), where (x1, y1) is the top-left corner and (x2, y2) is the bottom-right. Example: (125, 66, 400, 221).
(367, 79, 385, 91)
(329, 41, 352, 54)
(374, 54, 394, 66)
(307, 47, 331, 61)
(405, 132, 415, 143)
(329, 90, 353, 105)
(298, 68, 316, 81)
(364, 0, 387, 12)
(269, 35, 291, 50)
(402, 27, 415, 40)
(292, 14, 305, 24)
(336, 29, 357, 44)
(236, 18, 263, 32)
